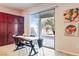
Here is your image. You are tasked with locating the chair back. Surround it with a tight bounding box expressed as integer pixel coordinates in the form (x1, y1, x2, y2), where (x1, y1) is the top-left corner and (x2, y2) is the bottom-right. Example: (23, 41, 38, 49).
(38, 38, 43, 48)
(30, 35, 35, 37)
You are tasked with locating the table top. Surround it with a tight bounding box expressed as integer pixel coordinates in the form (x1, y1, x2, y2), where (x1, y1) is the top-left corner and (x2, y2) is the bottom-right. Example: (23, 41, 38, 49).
(13, 35, 39, 41)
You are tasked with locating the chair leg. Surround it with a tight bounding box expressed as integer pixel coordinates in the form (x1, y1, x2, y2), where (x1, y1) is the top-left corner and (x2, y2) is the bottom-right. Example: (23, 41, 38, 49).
(29, 48, 32, 56)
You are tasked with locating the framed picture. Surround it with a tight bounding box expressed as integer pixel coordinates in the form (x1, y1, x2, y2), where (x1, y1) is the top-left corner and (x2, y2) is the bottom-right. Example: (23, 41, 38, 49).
(64, 8, 79, 23)
(64, 23, 79, 36)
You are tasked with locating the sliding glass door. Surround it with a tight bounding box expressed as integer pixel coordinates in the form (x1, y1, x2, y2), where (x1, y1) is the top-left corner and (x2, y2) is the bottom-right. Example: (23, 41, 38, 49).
(29, 9, 55, 49)
(40, 9, 55, 49)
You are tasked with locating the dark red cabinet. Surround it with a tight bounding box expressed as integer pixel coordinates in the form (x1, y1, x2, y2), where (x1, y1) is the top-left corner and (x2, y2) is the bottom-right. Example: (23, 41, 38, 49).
(18, 16, 24, 23)
(7, 23, 15, 44)
(7, 15, 17, 44)
(18, 16, 24, 35)
(7, 14, 15, 23)
(0, 23, 7, 46)
(0, 13, 7, 46)
(0, 12, 24, 46)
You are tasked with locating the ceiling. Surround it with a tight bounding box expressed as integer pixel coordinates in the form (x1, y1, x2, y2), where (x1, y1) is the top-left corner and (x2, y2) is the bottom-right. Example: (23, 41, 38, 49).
(0, 3, 40, 10)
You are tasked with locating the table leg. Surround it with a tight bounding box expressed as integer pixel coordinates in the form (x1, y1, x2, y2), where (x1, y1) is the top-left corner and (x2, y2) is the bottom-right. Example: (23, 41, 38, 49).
(14, 38, 25, 51)
(29, 41, 37, 56)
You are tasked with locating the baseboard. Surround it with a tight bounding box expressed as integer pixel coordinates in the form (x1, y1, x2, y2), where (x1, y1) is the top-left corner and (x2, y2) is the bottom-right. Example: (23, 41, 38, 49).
(56, 49, 79, 56)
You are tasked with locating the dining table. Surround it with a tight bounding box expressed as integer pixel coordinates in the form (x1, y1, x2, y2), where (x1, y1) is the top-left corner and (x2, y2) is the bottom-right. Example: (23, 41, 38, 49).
(12, 35, 39, 56)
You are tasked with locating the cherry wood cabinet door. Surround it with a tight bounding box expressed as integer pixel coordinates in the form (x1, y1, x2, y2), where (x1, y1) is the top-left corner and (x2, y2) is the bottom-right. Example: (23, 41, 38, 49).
(7, 15, 16, 44)
(0, 13, 3, 22)
(0, 13, 7, 46)
(18, 16, 24, 23)
(18, 16, 24, 35)
(0, 23, 7, 46)
(18, 23, 24, 35)
(7, 14, 15, 23)
(7, 23, 15, 44)
(0, 12, 7, 23)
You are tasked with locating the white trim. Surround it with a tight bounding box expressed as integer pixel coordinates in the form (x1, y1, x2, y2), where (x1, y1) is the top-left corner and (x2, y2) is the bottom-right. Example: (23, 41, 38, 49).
(56, 49, 79, 56)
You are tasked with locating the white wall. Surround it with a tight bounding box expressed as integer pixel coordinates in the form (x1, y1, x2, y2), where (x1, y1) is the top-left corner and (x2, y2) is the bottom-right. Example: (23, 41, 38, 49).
(24, 3, 79, 55)
(55, 3, 79, 55)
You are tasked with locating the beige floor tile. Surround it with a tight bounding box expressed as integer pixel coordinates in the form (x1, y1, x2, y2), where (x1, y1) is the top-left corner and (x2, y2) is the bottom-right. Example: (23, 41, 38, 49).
(0, 44, 72, 56)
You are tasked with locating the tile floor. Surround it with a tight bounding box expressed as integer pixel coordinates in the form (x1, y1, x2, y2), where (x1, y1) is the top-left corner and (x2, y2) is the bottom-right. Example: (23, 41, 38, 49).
(0, 44, 72, 56)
